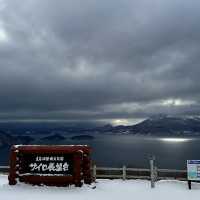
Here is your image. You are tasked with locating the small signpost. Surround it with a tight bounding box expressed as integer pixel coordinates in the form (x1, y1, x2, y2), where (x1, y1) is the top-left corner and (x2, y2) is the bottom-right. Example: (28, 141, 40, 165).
(187, 160, 200, 189)
(8, 145, 92, 187)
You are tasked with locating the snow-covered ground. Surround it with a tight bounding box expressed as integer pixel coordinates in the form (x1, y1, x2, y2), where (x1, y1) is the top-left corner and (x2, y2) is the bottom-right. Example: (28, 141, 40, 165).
(1, 175, 200, 200)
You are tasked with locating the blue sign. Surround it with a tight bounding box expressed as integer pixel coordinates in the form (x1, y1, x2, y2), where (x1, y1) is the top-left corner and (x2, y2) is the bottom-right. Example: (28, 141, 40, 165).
(187, 160, 200, 180)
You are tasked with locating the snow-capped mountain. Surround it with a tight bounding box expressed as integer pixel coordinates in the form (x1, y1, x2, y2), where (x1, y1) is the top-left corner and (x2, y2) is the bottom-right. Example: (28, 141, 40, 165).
(127, 115, 200, 135)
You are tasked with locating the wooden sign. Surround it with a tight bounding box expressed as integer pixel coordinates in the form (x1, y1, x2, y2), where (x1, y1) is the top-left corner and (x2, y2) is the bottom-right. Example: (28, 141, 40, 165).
(8, 145, 92, 187)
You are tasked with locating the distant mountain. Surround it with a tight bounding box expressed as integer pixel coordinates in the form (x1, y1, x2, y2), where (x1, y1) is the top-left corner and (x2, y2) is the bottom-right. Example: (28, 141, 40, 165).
(14, 135, 34, 144)
(0, 131, 34, 148)
(89, 115, 200, 135)
(29, 116, 200, 136)
(0, 121, 103, 135)
(71, 135, 94, 140)
(128, 116, 200, 135)
(1, 116, 200, 147)
(41, 133, 65, 141)
(0, 131, 14, 148)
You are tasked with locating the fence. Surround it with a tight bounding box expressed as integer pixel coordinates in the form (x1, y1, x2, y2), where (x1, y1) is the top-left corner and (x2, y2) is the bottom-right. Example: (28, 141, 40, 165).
(0, 165, 187, 181)
(0, 166, 9, 173)
(92, 166, 187, 181)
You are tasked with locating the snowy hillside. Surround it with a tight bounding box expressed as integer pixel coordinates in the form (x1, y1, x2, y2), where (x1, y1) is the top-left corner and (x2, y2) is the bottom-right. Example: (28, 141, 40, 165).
(1, 175, 200, 200)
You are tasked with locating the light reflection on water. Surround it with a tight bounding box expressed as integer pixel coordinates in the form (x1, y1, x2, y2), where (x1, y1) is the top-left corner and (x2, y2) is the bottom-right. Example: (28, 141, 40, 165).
(159, 138, 193, 143)
(1, 135, 200, 169)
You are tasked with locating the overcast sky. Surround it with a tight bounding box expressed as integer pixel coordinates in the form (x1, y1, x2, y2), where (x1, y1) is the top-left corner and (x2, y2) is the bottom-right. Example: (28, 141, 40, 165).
(0, 0, 200, 124)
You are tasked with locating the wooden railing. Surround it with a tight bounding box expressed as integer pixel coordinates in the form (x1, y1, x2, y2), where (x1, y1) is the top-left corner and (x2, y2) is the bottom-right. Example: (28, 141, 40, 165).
(0, 165, 187, 181)
(91, 166, 187, 181)
(0, 166, 9, 173)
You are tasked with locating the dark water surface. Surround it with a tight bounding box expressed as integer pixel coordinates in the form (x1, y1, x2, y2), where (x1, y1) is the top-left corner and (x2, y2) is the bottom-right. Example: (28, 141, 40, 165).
(1, 135, 200, 169)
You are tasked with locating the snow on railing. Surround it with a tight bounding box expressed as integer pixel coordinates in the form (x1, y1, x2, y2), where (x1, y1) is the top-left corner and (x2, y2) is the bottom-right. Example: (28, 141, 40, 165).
(91, 165, 187, 181)
(0, 165, 187, 181)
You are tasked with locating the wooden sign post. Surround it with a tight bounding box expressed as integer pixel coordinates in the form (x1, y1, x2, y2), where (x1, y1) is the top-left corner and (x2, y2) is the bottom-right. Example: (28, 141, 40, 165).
(8, 145, 92, 187)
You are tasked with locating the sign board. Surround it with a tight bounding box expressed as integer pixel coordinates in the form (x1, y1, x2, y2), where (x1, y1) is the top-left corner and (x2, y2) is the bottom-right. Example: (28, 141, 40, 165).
(20, 153, 74, 176)
(8, 145, 92, 187)
(187, 160, 200, 181)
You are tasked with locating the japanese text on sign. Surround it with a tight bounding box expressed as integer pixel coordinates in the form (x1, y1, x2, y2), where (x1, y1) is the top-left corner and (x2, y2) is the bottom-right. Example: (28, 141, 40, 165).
(28, 156, 70, 173)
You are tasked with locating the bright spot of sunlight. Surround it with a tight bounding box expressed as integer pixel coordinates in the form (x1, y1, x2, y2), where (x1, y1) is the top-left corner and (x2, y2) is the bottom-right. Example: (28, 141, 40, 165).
(160, 138, 192, 142)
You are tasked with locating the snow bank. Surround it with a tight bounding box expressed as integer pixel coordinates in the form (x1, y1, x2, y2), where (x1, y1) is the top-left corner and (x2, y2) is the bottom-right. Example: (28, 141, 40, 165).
(1, 175, 200, 200)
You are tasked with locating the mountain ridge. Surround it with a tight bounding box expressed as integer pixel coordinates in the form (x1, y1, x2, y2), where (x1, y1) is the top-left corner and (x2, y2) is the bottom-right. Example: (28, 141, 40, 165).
(1, 116, 200, 146)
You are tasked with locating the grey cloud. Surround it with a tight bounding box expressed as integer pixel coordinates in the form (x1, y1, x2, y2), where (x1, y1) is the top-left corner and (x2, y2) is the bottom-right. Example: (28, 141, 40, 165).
(0, 0, 200, 121)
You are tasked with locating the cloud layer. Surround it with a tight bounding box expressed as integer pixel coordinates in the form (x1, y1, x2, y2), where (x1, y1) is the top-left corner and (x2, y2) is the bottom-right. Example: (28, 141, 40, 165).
(0, 0, 200, 121)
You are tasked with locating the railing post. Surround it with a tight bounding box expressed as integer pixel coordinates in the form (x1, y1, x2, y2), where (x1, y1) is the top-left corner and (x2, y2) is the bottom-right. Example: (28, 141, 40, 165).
(149, 155, 156, 188)
(122, 165, 126, 180)
(93, 164, 96, 182)
(154, 166, 158, 181)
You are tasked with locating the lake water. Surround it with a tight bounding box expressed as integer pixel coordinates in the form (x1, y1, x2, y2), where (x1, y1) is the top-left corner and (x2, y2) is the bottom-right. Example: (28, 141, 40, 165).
(1, 135, 200, 169)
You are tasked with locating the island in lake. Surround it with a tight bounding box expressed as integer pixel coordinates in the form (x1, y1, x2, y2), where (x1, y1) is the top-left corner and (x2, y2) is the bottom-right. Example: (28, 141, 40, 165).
(70, 135, 94, 140)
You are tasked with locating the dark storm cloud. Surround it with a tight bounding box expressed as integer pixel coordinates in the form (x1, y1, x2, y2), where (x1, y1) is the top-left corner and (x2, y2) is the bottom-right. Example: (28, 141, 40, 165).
(1, 0, 200, 121)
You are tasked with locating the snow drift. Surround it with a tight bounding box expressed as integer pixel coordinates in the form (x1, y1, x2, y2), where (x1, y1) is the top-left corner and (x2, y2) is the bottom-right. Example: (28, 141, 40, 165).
(1, 175, 200, 200)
